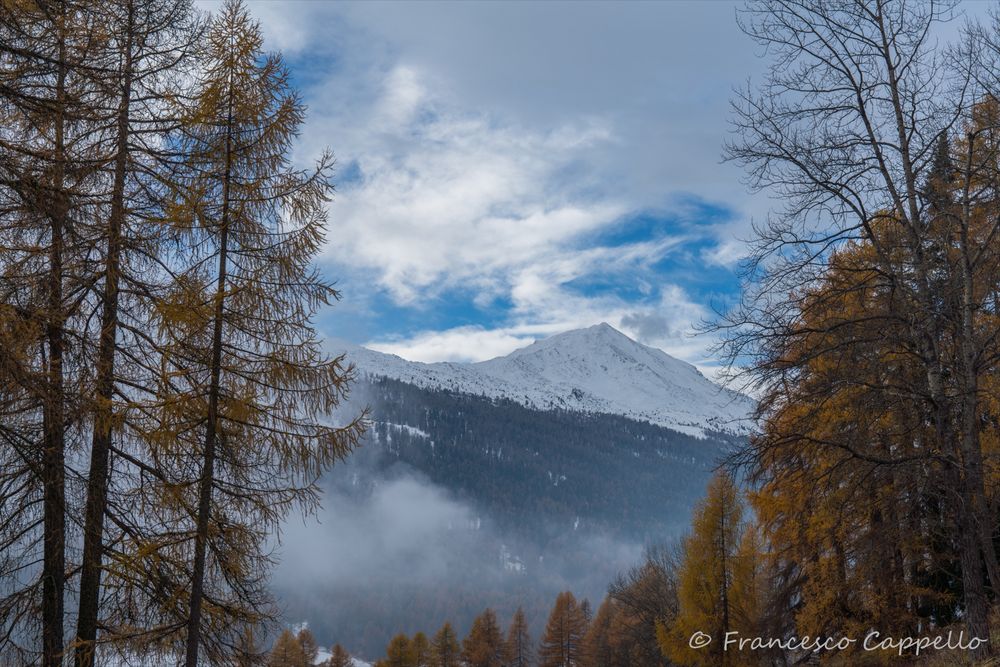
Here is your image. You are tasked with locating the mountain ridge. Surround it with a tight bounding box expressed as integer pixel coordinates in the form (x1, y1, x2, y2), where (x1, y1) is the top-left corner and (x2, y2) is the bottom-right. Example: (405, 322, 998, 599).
(330, 323, 754, 437)
(285, 325, 750, 656)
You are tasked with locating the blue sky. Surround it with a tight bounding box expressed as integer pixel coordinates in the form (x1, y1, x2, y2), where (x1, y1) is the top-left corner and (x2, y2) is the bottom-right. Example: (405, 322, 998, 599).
(208, 1, 775, 373)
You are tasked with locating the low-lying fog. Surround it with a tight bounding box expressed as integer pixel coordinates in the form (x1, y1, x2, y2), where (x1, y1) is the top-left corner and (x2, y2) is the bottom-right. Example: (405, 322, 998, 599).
(271, 455, 646, 659)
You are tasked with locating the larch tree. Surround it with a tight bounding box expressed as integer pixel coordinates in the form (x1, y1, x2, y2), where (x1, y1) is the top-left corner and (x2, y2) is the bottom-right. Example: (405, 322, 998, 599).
(505, 607, 533, 667)
(71, 1, 204, 663)
(328, 643, 352, 667)
(148, 1, 364, 663)
(734, 94, 1000, 658)
(0, 2, 107, 663)
(721, 0, 1000, 654)
(297, 627, 319, 665)
(537, 592, 588, 667)
(233, 625, 266, 667)
(462, 609, 506, 667)
(746, 229, 962, 647)
(268, 628, 308, 667)
(582, 598, 627, 667)
(385, 633, 412, 667)
(410, 631, 431, 667)
(430, 622, 461, 667)
(606, 547, 678, 667)
(0, 1, 363, 664)
(658, 472, 758, 667)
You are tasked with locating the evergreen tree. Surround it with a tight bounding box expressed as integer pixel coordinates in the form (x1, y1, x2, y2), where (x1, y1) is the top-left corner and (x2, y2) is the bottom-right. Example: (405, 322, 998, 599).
(462, 609, 505, 667)
(431, 622, 461, 667)
(538, 592, 588, 667)
(155, 2, 364, 663)
(505, 607, 533, 667)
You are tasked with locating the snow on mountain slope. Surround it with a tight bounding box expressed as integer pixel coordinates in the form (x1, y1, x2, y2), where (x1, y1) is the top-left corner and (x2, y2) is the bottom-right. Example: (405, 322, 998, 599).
(335, 323, 754, 437)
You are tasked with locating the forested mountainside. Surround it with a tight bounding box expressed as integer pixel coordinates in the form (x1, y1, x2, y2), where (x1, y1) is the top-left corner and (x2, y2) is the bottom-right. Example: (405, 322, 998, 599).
(361, 377, 742, 541)
(275, 376, 743, 659)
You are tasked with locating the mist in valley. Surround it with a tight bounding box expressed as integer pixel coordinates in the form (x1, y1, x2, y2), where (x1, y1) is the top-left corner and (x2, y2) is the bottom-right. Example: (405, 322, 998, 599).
(271, 448, 649, 659)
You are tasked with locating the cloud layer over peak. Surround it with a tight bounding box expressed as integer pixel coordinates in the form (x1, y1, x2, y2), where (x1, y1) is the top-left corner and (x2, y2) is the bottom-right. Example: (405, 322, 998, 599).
(211, 0, 766, 372)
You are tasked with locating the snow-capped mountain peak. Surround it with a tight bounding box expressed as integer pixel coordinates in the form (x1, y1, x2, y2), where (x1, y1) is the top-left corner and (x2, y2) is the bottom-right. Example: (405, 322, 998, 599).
(335, 324, 754, 437)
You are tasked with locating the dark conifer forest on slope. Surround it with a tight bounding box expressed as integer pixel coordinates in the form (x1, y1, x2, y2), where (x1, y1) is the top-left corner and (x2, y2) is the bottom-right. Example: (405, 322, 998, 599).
(361, 377, 740, 541)
(274, 376, 738, 658)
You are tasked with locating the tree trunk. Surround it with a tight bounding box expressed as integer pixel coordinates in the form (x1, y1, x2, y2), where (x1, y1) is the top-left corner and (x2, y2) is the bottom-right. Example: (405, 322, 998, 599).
(719, 492, 730, 667)
(958, 499, 991, 655)
(75, 3, 135, 664)
(184, 81, 235, 667)
(42, 10, 68, 664)
(874, 4, 993, 645)
(954, 134, 996, 657)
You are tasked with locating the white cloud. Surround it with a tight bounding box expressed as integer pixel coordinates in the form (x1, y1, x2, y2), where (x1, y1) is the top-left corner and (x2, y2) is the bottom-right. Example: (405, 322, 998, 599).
(219, 1, 761, 375)
(365, 282, 723, 377)
(276, 474, 474, 585)
(368, 326, 539, 364)
(376, 65, 426, 128)
(315, 64, 626, 303)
